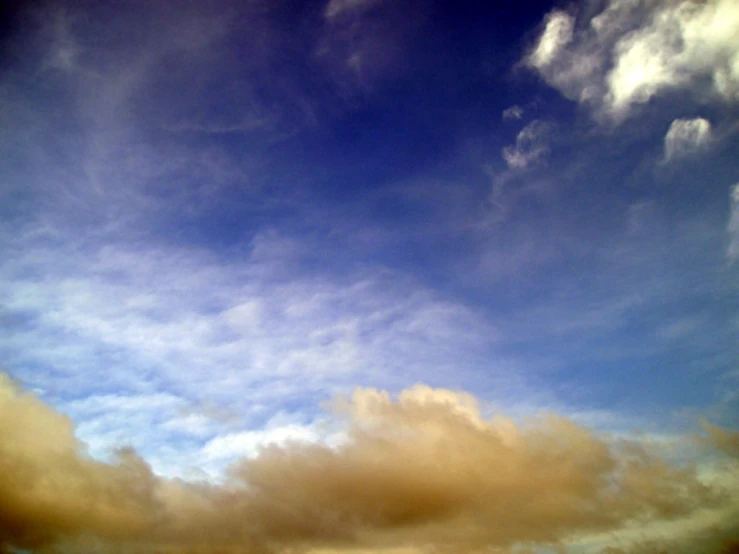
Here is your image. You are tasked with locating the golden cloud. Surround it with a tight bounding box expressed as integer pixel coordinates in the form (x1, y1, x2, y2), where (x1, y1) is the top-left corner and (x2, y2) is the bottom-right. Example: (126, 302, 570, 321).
(0, 375, 737, 554)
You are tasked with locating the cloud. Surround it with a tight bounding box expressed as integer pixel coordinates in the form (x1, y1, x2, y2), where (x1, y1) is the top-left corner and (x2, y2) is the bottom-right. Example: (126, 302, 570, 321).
(317, 0, 419, 93)
(0, 374, 159, 550)
(528, 9, 574, 69)
(324, 0, 385, 20)
(502, 105, 524, 120)
(729, 184, 739, 262)
(701, 421, 739, 458)
(526, 0, 739, 121)
(1, 374, 738, 554)
(664, 117, 712, 161)
(1, 228, 516, 476)
(502, 120, 553, 169)
(40, 9, 81, 72)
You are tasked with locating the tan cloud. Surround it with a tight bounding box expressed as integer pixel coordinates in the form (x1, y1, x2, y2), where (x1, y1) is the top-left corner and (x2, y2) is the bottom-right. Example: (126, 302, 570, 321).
(0, 374, 159, 550)
(0, 375, 737, 554)
(701, 421, 739, 458)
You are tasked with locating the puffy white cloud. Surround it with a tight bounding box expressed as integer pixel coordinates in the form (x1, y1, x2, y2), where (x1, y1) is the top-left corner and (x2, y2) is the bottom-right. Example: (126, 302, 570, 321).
(663, 117, 712, 161)
(502, 120, 553, 169)
(526, 0, 739, 121)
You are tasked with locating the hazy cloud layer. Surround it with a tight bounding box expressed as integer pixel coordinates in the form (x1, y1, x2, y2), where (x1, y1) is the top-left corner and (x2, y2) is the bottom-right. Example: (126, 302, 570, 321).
(1, 374, 738, 554)
(526, 0, 739, 120)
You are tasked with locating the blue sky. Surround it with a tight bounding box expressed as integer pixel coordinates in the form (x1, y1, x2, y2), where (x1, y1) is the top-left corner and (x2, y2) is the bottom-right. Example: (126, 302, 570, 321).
(1, 1, 738, 553)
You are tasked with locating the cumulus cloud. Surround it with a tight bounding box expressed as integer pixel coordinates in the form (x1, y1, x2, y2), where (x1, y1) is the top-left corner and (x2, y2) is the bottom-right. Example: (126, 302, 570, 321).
(502, 120, 553, 169)
(728, 184, 739, 262)
(526, 0, 739, 121)
(1, 374, 738, 554)
(664, 117, 712, 161)
(0, 374, 159, 550)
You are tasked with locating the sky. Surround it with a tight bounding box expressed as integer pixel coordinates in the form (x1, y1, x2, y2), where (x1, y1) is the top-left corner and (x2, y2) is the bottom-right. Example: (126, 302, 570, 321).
(0, 0, 738, 553)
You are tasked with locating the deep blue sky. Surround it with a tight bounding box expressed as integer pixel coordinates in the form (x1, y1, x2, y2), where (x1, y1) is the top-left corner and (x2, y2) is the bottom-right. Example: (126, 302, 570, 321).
(1, 0, 738, 481)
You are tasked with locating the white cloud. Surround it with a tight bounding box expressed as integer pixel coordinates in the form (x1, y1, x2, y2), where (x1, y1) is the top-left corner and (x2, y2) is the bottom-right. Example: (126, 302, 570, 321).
(526, 0, 739, 121)
(324, 0, 385, 19)
(200, 423, 320, 463)
(664, 117, 712, 161)
(40, 9, 81, 73)
(161, 413, 217, 438)
(502, 120, 553, 169)
(528, 10, 574, 69)
(728, 184, 739, 263)
(0, 228, 517, 477)
(502, 105, 524, 120)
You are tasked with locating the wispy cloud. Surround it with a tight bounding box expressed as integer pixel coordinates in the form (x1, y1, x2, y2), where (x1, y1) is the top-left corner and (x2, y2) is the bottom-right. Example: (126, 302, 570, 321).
(502, 105, 524, 120)
(324, 0, 386, 20)
(1, 224, 521, 475)
(316, 0, 422, 93)
(501, 120, 553, 169)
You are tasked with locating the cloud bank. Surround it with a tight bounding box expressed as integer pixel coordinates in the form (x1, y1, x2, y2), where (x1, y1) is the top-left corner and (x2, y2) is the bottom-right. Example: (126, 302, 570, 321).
(1, 374, 738, 554)
(526, 0, 739, 121)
